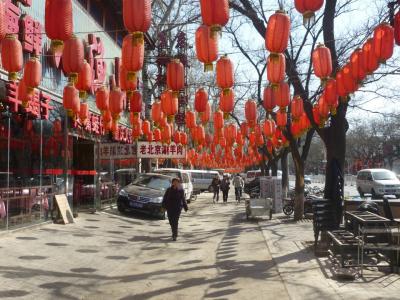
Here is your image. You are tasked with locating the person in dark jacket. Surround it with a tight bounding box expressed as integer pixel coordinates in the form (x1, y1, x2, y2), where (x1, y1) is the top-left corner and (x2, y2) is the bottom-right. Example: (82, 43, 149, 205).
(162, 178, 188, 241)
(220, 176, 230, 203)
(211, 175, 220, 203)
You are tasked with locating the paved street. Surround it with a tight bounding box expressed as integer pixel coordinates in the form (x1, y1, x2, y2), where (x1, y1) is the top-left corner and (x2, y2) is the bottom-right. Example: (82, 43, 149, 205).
(0, 191, 289, 300)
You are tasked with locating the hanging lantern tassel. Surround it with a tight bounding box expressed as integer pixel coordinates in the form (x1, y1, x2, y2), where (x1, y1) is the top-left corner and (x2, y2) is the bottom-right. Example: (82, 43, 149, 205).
(51, 40, 64, 52)
(127, 71, 137, 82)
(209, 25, 222, 38)
(204, 63, 213, 72)
(132, 31, 145, 45)
(302, 11, 316, 27)
(222, 88, 231, 96)
(79, 90, 87, 99)
(167, 115, 175, 123)
(223, 112, 230, 120)
(330, 106, 337, 116)
(68, 73, 78, 85)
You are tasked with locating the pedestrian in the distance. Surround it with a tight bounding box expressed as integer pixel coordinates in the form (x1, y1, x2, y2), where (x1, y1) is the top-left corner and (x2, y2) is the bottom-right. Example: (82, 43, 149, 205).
(162, 178, 188, 241)
(233, 174, 244, 203)
(220, 175, 230, 203)
(211, 175, 220, 203)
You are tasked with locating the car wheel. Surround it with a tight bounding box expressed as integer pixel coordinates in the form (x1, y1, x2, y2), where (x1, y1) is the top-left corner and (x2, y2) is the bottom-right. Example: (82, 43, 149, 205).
(157, 211, 166, 220)
(357, 187, 364, 197)
(117, 201, 126, 213)
(283, 204, 294, 216)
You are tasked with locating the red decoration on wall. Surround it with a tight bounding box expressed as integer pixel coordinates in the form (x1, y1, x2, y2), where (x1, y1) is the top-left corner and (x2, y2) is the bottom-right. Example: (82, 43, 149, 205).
(87, 34, 107, 93)
(19, 14, 42, 55)
(5, 0, 20, 35)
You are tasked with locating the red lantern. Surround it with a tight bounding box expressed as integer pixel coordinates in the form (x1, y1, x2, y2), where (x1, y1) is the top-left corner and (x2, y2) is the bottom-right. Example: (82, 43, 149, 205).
(195, 25, 219, 71)
(123, 0, 151, 44)
(317, 96, 329, 121)
(185, 111, 197, 128)
(196, 125, 206, 145)
(373, 23, 394, 62)
(323, 78, 339, 114)
(142, 120, 151, 136)
(263, 86, 276, 113)
(349, 49, 366, 82)
(312, 105, 320, 126)
(120, 65, 138, 96)
(0, 1, 5, 40)
(63, 84, 79, 117)
(290, 95, 304, 121)
(265, 11, 290, 54)
(312, 44, 332, 80)
(95, 87, 109, 114)
(18, 79, 30, 107)
(276, 110, 287, 128)
(263, 119, 276, 138)
(132, 119, 142, 139)
(213, 111, 224, 129)
(62, 36, 84, 83)
(79, 102, 89, 123)
(200, 0, 229, 33)
(154, 128, 162, 142)
(249, 132, 256, 146)
(173, 131, 181, 144)
(245, 100, 257, 128)
(267, 53, 285, 85)
(216, 55, 234, 94)
(146, 130, 153, 142)
(161, 90, 178, 122)
(161, 124, 172, 144)
(23, 56, 42, 93)
(362, 38, 379, 74)
(195, 88, 208, 114)
(151, 100, 163, 124)
(130, 90, 142, 115)
(45, 0, 73, 49)
(395, 11, 400, 46)
(1, 35, 23, 81)
(201, 101, 211, 125)
(122, 34, 144, 81)
(219, 89, 234, 118)
(273, 81, 290, 110)
(180, 132, 188, 145)
(109, 89, 125, 121)
(341, 64, 358, 95)
(167, 59, 184, 96)
(240, 122, 248, 137)
(75, 60, 92, 99)
(294, 0, 324, 24)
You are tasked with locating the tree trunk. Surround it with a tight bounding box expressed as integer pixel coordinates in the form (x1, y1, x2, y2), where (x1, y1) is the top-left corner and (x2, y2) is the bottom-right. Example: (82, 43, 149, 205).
(323, 108, 347, 227)
(281, 150, 289, 198)
(270, 160, 278, 176)
(293, 157, 305, 221)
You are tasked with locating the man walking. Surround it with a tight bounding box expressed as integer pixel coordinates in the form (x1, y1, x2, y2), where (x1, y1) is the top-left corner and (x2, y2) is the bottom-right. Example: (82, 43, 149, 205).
(162, 178, 188, 241)
(211, 175, 220, 203)
(220, 175, 230, 203)
(233, 174, 244, 203)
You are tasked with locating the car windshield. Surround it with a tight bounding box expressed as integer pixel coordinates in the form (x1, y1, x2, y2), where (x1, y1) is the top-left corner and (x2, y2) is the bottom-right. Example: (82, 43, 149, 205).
(156, 171, 180, 179)
(372, 171, 397, 181)
(132, 175, 170, 191)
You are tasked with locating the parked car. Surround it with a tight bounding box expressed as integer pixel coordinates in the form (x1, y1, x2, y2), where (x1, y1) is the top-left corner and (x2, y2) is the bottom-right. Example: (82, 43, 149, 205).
(187, 170, 220, 193)
(356, 169, 400, 199)
(117, 173, 173, 219)
(114, 168, 137, 189)
(154, 168, 193, 202)
(245, 170, 282, 183)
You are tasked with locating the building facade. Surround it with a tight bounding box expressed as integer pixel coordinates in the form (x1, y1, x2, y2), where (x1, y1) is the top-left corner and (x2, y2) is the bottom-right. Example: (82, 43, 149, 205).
(0, 0, 151, 230)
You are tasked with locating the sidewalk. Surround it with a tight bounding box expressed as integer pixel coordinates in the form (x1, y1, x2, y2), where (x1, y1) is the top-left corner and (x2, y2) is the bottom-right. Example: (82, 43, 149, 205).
(258, 215, 400, 300)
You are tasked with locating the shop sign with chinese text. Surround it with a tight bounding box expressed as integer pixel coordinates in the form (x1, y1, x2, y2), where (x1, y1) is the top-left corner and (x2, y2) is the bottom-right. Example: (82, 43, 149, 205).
(137, 142, 186, 159)
(98, 143, 137, 160)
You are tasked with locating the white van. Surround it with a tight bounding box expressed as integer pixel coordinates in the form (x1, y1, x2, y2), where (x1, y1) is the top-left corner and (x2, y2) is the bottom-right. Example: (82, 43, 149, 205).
(188, 170, 220, 193)
(356, 169, 400, 198)
(154, 168, 193, 202)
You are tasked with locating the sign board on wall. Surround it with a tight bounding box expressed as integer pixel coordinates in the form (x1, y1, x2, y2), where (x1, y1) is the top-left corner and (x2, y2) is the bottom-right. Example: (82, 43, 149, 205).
(137, 142, 186, 159)
(98, 143, 138, 160)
